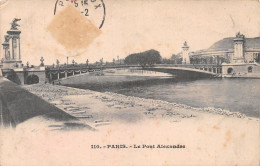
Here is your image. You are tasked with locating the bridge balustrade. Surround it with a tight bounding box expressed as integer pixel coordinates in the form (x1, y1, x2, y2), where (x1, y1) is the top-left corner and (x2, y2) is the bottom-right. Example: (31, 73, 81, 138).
(156, 64, 222, 74)
(46, 63, 222, 82)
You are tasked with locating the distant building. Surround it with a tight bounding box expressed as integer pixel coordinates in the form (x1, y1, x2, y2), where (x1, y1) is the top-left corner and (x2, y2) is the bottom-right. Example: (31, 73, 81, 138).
(189, 33, 260, 64)
(172, 33, 260, 77)
(221, 32, 260, 78)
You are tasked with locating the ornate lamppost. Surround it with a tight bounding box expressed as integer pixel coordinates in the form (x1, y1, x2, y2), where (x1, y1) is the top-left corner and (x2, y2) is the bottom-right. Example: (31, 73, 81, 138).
(56, 59, 60, 67)
(40, 57, 44, 66)
(86, 59, 89, 66)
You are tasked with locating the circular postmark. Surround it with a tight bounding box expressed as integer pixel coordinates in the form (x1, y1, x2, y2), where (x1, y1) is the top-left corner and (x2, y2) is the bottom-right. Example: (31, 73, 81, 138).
(54, 0, 106, 29)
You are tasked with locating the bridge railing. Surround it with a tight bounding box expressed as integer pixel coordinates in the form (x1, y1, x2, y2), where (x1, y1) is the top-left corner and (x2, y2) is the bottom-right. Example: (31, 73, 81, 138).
(46, 63, 222, 82)
(46, 65, 142, 82)
(47, 64, 140, 71)
(154, 64, 222, 74)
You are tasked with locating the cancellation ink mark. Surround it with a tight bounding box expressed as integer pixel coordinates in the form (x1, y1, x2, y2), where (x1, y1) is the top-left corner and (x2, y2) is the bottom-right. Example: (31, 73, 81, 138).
(53, 0, 106, 29)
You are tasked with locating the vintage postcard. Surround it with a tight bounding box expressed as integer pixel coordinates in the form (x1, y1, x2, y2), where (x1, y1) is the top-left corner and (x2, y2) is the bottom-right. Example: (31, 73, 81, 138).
(0, 0, 259, 165)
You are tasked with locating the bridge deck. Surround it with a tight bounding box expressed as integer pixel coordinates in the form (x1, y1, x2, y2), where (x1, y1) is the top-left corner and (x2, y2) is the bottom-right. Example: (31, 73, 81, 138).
(47, 64, 222, 81)
(153, 66, 217, 75)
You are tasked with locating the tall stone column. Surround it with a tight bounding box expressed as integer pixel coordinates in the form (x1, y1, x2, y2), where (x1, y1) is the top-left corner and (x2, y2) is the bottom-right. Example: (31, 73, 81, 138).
(9, 37, 13, 60)
(2, 44, 9, 60)
(2, 18, 22, 69)
(18, 37, 21, 60)
(182, 41, 190, 64)
(233, 32, 245, 63)
(5, 29, 22, 68)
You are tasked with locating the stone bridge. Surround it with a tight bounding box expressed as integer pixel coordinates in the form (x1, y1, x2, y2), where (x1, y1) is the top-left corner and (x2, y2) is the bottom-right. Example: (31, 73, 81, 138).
(145, 64, 222, 79)
(1, 67, 46, 85)
(47, 64, 221, 82)
(46, 65, 139, 82)
(1, 63, 222, 85)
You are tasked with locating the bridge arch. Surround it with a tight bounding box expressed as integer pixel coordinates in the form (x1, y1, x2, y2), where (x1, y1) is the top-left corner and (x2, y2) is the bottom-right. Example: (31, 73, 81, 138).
(5, 70, 21, 85)
(227, 67, 233, 74)
(26, 74, 39, 85)
(248, 66, 253, 73)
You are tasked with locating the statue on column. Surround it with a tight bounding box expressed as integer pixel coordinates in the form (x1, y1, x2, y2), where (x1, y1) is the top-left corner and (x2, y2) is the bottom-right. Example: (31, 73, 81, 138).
(11, 18, 21, 30)
(3, 35, 10, 60)
(236, 31, 244, 38)
(5, 50, 10, 60)
(4, 35, 10, 42)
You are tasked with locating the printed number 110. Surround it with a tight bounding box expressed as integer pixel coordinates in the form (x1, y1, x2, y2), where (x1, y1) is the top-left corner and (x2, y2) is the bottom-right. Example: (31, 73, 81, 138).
(91, 145, 100, 149)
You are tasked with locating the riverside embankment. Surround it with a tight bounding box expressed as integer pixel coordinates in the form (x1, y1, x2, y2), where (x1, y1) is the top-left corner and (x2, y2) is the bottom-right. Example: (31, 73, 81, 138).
(22, 83, 249, 128)
(0, 77, 76, 127)
(1, 77, 259, 166)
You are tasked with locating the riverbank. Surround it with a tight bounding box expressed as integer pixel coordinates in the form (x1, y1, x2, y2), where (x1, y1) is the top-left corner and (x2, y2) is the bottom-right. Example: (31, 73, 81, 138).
(0, 83, 259, 166)
(0, 77, 76, 127)
(22, 83, 249, 128)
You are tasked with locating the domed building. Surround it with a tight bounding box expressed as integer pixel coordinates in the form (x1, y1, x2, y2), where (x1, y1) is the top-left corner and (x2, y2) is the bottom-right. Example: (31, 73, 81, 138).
(187, 33, 260, 64)
(178, 32, 260, 78)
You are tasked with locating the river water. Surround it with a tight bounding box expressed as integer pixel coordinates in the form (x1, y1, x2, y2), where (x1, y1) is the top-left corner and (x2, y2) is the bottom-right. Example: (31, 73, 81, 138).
(64, 77, 260, 118)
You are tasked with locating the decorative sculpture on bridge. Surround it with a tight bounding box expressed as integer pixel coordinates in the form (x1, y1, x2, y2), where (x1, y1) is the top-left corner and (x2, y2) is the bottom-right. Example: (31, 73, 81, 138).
(236, 31, 244, 39)
(1, 18, 22, 69)
(4, 35, 10, 42)
(3, 35, 11, 60)
(183, 41, 188, 47)
(11, 18, 21, 30)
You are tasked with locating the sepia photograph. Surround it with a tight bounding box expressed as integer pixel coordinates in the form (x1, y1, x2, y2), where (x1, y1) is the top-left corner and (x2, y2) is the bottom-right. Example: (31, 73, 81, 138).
(0, 0, 259, 165)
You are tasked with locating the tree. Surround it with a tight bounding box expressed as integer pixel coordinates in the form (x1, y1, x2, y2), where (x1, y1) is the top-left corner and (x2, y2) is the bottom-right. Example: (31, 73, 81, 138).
(171, 54, 182, 64)
(125, 49, 161, 68)
(162, 58, 171, 64)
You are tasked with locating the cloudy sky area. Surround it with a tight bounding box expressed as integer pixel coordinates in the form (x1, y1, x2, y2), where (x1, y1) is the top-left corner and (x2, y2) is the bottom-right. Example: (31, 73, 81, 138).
(0, 0, 260, 65)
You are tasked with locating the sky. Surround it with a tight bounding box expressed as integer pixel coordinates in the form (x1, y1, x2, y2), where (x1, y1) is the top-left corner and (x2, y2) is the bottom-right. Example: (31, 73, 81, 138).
(0, 0, 260, 65)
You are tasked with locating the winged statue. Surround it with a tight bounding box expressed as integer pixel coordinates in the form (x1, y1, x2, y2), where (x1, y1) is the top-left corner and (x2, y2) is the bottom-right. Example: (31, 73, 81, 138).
(11, 18, 21, 30)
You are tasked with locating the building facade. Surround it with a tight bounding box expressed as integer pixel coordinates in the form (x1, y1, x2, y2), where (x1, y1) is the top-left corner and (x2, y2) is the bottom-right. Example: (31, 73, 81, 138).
(188, 33, 260, 65)
(221, 33, 260, 78)
(177, 32, 260, 78)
